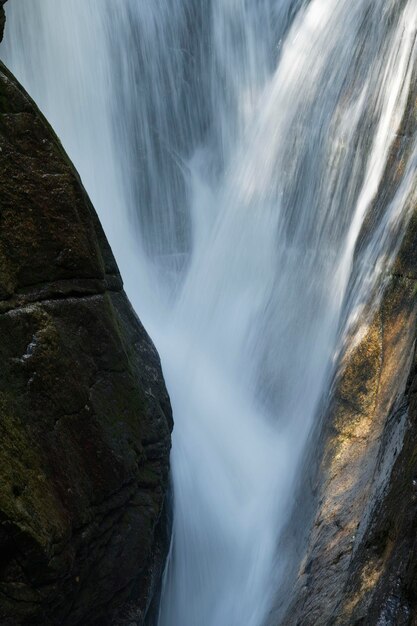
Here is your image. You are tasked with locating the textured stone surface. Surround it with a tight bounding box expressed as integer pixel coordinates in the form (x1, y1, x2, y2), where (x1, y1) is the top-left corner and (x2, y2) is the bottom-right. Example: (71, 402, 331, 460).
(0, 45, 172, 626)
(278, 78, 417, 625)
(0, 1, 5, 44)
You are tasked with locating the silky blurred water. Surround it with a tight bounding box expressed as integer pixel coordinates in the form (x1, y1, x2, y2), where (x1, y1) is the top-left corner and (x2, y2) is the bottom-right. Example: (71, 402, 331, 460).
(2, 1, 416, 624)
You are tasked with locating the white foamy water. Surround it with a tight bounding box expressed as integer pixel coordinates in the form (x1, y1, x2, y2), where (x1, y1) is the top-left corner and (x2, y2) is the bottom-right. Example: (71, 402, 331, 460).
(2, 1, 416, 624)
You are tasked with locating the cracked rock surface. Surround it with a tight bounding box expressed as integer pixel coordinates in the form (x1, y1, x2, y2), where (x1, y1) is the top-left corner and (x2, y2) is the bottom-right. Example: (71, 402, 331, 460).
(0, 44, 172, 626)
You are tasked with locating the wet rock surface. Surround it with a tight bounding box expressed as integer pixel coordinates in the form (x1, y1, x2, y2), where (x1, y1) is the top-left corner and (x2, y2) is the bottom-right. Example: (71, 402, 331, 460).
(278, 78, 417, 625)
(0, 38, 172, 626)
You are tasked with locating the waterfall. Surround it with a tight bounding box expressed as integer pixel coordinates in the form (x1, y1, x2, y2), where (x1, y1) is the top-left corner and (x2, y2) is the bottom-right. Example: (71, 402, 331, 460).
(2, 1, 416, 625)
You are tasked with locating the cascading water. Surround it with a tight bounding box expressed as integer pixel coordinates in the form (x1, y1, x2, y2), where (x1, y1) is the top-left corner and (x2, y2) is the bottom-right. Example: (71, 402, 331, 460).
(2, 1, 416, 625)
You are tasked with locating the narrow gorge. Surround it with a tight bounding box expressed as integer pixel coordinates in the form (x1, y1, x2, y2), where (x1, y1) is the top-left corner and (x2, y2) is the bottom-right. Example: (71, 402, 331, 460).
(0, 1, 417, 625)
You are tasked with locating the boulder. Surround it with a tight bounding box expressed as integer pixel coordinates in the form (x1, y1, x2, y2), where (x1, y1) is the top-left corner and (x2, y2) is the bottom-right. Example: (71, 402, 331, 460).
(0, 41, 172, 626)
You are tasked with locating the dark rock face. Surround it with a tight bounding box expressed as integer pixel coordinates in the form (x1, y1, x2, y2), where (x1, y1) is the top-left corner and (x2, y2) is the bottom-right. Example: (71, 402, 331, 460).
(0, 2, 5, 44)
(0, 41, 172, 626)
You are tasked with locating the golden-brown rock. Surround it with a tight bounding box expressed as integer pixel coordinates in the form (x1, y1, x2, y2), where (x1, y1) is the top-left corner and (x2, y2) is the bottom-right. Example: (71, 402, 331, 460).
(278, 77, 417, 626)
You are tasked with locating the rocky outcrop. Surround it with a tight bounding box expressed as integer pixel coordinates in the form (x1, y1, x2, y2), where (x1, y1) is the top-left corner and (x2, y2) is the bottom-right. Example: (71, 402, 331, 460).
(0, 27, 172, 626)
(279, 280, 417, 625)
(277, 79, 417, 624)
(0, 1, 5, 43)
(276, 77, 417, 626)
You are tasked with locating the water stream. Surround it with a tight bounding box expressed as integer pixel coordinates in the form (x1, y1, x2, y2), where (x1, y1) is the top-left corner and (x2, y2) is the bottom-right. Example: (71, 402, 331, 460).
(2, 1, 416, 624)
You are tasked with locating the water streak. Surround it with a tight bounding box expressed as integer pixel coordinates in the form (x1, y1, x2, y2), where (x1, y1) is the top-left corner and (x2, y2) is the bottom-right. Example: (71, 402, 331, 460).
(2, 1, 416, 624)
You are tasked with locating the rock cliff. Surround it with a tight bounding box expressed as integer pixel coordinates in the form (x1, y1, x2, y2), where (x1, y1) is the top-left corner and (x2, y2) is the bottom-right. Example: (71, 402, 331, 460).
(278, 76, 417, 625)
(0, 11, 172, 626)
(0, 2, 5, 43)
